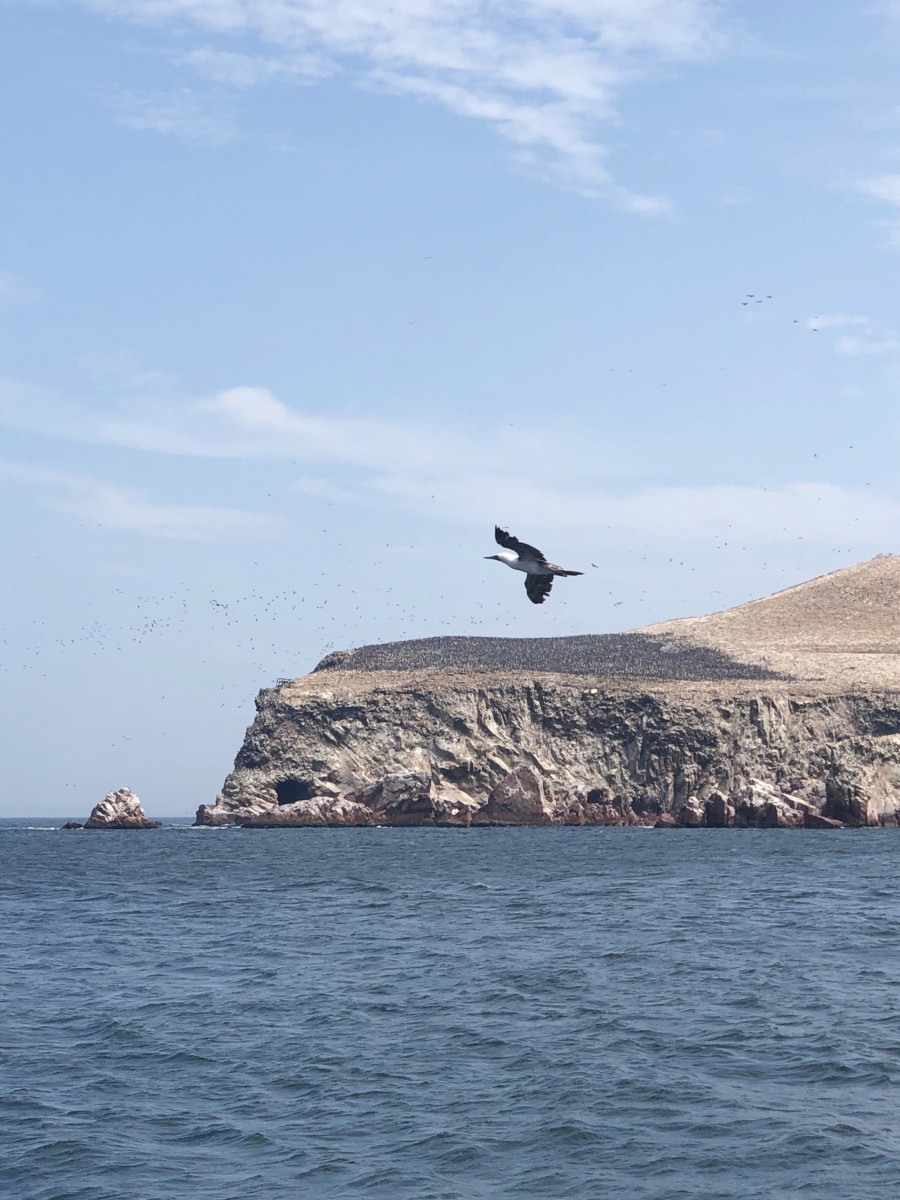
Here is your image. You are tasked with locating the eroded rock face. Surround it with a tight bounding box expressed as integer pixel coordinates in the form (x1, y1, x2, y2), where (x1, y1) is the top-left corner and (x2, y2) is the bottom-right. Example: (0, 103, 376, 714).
(240, 796, 374, 828)
(677, 797, 705, 828)
(85, 787, 161, 830)
(196, 674, 900, 828)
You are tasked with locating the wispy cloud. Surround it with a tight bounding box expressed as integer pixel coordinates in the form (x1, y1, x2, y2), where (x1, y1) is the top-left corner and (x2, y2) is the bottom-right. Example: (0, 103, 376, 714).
(858, 174, 900, 207)
(0, 457, 278, 541)
(857, 173, 900, 249)
(834, 334, 900, 355)
(112, 87, 237, 143)
(0, 375, 620, 481)
(179, 46, 328, 86)
(370, 470, 900, 547)
(1, 372, 896, 551)
(805, 314, 870, 330)
(76, 0, 727, 205)
(806, 313, 900, 355)
(0, 270, 41, 311)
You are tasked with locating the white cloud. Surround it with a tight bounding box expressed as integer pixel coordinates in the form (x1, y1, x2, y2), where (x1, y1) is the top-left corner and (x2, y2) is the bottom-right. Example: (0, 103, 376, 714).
(112, 87, 237, 142)
(0, 457, 277, 541)
(370, 470, 900, 547)
(2, 374, 898, 550)
(75, 0, 726, 204)
(76, 349, 181, 395)
(834, 335, 900, 355)
(805, 314, 900, 356)
(179, 46, 328, 85)
(858, 174, 900, 207)
(805, 314, 870, 330)
(857, 174, 900, 249)
(131, 384, 488, 469)
(0, 375, 624, 481)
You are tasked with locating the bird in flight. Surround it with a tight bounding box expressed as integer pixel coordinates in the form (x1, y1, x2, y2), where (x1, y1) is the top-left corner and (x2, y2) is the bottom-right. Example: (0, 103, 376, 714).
(486, 526, 583, 604)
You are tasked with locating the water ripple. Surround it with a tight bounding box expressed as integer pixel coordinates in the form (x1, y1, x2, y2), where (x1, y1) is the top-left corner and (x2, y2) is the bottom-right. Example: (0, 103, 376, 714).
(1, 825, 899, 1198)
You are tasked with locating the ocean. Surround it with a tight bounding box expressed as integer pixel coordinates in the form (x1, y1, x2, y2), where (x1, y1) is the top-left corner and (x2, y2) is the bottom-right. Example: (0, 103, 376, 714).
(2, 823, 898, 1199)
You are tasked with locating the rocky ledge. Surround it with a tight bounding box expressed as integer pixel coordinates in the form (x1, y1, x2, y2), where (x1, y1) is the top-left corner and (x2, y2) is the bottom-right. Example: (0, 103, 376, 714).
(84, 787, 161, 830)
(198, 557, 900, 830)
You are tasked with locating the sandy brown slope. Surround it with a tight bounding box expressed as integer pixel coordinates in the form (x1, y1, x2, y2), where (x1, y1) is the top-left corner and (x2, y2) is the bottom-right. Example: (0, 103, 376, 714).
(640, 555, 900, 688)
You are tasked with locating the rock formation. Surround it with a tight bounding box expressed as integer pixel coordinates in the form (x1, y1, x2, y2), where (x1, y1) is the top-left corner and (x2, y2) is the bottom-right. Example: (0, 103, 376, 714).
(85, 787, 161, 830)
(198, 556, 900, 830)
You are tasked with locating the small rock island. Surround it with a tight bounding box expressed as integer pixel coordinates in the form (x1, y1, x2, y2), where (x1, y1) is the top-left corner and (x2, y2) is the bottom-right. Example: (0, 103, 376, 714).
(197, 556, 900, 829)
(84, 787, 161, 830)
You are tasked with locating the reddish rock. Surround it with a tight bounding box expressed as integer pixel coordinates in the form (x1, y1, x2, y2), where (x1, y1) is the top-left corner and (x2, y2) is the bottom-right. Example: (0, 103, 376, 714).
(483, 766, 551, 825)
(582, 788, 639, 826)
(704, 792, 733, 827)
(804, 812, 844, 830)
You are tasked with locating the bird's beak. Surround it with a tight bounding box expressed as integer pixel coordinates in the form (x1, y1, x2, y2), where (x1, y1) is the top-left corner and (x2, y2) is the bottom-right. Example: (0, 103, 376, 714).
(484, 555, 497, 560)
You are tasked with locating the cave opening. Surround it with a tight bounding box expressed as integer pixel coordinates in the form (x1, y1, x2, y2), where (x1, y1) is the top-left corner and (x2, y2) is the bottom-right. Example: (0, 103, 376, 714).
(276, 778, 314, 806)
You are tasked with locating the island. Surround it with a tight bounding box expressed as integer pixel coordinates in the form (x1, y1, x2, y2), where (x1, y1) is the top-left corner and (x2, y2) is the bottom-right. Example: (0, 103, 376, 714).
(196, 556, 900, 829)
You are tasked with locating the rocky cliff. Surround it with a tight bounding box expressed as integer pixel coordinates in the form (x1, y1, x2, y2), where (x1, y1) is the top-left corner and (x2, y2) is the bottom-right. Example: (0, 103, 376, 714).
(197, 557, 900, 829)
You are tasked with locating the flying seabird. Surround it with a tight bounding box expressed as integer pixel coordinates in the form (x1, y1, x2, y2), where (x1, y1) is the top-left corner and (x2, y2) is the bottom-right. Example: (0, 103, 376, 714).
(486, 526, 584, 604)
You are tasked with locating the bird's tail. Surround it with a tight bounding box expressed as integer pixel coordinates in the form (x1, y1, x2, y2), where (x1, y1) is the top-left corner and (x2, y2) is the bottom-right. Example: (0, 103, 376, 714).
(549, 566, 583, 577)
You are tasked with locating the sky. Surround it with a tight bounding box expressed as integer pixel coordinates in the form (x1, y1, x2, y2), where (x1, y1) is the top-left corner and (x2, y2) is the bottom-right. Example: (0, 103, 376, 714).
(3, 1, 900, 816)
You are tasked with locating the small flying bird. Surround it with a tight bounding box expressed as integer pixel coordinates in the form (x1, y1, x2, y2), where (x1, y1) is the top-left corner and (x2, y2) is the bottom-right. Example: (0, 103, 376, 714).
(486, 526, 583, 604)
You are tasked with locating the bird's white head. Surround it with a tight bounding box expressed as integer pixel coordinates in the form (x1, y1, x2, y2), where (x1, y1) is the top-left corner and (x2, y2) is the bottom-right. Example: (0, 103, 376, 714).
(485, 551, 518, 566)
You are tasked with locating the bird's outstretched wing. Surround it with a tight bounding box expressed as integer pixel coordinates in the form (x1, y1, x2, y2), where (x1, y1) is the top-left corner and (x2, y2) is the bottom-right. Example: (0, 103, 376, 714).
(525, 574, 554, 604)
(495, 525, 546, 562)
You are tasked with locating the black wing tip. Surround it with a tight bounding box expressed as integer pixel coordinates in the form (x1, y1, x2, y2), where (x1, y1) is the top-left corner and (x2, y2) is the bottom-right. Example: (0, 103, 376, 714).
(525, 574, 553, 604)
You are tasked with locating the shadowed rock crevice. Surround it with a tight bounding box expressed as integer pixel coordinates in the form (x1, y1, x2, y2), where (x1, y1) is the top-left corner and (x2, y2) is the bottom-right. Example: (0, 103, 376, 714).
(275, 778, 314, 806)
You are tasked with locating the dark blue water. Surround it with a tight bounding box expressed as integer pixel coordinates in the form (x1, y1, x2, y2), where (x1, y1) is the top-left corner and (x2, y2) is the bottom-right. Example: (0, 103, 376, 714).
(2, 824, 899, 1199)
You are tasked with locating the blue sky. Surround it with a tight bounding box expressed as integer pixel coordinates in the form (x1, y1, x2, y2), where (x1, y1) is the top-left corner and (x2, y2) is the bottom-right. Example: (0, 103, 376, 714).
(3, 1, 900, 816)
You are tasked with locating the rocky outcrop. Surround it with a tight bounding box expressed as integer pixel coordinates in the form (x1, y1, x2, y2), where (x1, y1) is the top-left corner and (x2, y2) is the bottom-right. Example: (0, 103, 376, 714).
(196, 676, 900, 828)
(85, 787, 161, 830)
(60, 820, 83, 830)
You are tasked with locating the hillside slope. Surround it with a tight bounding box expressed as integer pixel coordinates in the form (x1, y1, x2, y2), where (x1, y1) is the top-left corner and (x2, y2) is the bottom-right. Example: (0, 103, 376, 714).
(641, 555, 900, 686)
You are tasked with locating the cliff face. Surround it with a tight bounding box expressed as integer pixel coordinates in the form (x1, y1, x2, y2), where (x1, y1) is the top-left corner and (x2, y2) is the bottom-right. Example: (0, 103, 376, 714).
(197, 675, 900, 829)
(198, 557, 900, 830)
